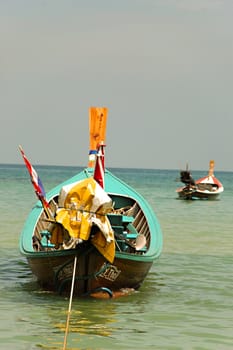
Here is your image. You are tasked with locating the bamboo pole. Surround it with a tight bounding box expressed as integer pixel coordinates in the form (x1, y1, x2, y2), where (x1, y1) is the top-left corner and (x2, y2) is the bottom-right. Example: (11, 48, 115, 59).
(62, 255, 77, 350)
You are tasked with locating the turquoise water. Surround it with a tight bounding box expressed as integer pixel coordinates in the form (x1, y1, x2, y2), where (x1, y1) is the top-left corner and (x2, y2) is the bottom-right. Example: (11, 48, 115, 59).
(0, 164, 232, 349)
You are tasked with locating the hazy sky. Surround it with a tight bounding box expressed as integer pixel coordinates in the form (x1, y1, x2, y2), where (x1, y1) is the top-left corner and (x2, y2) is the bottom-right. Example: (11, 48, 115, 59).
(1, 0, 232, 170)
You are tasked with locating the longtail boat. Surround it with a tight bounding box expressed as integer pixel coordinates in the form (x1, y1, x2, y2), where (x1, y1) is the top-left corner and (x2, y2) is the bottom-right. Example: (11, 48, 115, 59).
(19, 107, 163, 297)
(176, 160, 224, 200)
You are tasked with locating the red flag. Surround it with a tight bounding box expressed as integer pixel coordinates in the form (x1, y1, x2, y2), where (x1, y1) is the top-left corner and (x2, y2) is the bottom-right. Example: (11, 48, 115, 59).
(93, 142, 105, 188)
(19, 145, 50, 208)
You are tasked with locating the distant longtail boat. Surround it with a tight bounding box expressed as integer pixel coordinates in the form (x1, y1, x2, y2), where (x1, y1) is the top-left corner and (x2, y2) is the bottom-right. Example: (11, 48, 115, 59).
(176, 160, 224, 200)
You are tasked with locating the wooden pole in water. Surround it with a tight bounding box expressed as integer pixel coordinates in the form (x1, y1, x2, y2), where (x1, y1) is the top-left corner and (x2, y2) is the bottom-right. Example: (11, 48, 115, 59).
(62, 255, 77, 350)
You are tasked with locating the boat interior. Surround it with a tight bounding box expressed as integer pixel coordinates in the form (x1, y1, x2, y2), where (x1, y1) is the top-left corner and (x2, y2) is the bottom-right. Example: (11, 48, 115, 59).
(32, 193, 150, 256)
(196, 183, 219, 192)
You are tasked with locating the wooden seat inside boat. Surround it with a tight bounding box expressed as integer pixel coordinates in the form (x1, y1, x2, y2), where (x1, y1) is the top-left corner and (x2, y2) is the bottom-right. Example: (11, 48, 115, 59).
(40, 230, 55, 248)
(107, 214, 136, 237)
(107, 213, 139, 251)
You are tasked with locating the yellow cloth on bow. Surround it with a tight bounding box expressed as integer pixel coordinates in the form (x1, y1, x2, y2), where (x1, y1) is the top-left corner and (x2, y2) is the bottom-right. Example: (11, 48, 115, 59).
(55, 177, 115, 262)
(91, 230, 115, 263)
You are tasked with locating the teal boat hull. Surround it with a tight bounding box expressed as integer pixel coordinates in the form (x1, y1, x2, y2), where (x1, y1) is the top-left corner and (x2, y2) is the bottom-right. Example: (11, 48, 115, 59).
(20, 168, 163, 297)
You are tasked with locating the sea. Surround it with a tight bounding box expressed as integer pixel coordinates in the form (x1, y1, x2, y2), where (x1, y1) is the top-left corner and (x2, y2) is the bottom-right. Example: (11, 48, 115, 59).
(0, 164, 232, 350)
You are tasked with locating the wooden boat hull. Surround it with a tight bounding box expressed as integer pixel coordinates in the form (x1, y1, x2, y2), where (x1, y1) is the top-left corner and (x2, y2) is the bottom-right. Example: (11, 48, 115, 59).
(176, 187, 221, 200)
(20, 168, 162, 297)
(26, 246, 152, 296)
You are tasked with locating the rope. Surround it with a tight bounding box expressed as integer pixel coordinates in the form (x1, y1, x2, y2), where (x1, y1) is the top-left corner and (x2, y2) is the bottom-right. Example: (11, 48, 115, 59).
(62, 255, 77, 350)
(56, 260, 111, 295)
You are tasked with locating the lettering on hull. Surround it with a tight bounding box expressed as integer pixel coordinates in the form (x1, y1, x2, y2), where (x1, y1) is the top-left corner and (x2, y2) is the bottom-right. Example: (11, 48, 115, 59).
(99, 264, 121, 281)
